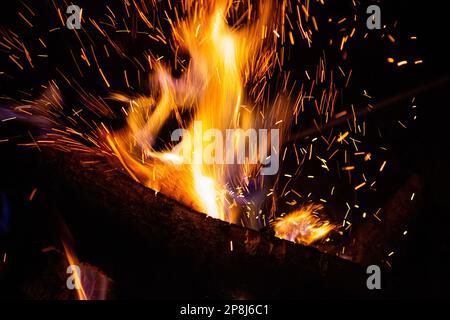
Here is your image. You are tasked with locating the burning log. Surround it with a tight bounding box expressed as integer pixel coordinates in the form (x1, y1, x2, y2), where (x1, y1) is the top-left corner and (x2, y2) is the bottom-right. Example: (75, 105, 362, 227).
(40, 149, 376, 299)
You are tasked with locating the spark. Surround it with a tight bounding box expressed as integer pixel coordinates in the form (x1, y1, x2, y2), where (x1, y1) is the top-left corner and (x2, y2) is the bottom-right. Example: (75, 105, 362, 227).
(28, 188, 37, 201)
(98, 68, 111, 87)
(354, 181, 366, 191)
(337, 131, 349, 142)
(379, 161, 387, 172)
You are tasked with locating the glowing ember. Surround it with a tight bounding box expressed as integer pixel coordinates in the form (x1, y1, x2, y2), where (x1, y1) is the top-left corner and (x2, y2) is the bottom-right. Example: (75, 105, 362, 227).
(274, 204, 336, 245)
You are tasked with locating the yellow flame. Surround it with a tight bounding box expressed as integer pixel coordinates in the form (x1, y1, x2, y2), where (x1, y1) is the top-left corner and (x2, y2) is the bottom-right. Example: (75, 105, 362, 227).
(107, 0, 284, 220)
(274, 204, 336, 245)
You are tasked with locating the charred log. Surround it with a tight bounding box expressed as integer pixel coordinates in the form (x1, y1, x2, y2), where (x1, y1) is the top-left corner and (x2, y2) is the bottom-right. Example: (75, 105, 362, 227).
(38, 149, 379, 299)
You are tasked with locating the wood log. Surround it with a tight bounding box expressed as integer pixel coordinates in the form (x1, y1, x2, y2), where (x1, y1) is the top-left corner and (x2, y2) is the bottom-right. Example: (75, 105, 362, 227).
(37, 149, 380, 299)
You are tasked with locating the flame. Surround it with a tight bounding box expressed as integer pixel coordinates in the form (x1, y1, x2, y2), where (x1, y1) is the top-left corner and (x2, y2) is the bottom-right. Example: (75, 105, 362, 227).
(274, 204, 336, 245)
(107, 0, 290, 222)
(0, 0, 398, 260)
(61, 228, 111, 300)
(2, 1, 337, 240)
(62, 240, 88, 300)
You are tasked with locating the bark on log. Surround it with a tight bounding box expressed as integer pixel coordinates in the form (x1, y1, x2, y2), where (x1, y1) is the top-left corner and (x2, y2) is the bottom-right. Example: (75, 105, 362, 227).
(40, 149, 380, 299)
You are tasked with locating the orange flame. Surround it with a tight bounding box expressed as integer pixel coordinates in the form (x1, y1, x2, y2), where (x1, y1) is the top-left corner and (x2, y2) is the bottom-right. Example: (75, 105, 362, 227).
(107, 0, 292, 222)
(62, 240, 88, 300)
(274, 204, 336, 245)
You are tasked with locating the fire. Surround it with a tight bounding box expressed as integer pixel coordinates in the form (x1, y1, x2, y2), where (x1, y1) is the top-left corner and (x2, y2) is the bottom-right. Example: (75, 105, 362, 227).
(61, 220, 110, 300)
(274, 204, 336, 246)
(107, 0, 290, 222)
(2, 0, 337, 243)
(62, 240, 88, 300)
(0, 0, 422, 265)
